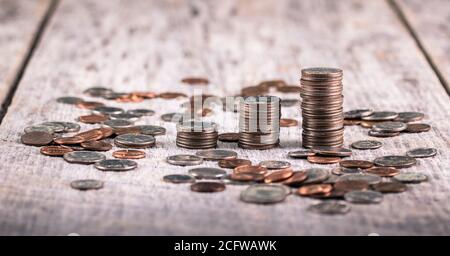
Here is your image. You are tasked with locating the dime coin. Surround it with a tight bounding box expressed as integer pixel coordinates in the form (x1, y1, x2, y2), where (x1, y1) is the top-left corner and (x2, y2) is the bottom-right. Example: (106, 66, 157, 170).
(311, 146, 352, 157)
(191, 182, 226, 193)
(374, 155, 417, 168)
(78, 114, 109, 124)
(92, 106, 124, 115)
(365, 167, 399, 177)
(39, 122, 65, 132)
(103, 119, 134, 129)
(196, 149, 237, 161)
(372, 181, 407, 193)
(70, 179, 104, 191)
(188, 167, 227, 179)
(368, 130, 400, 138)
(259, 160, 291, 170)
(264, 168, 294, 183)
(334, 180, 369, 192)
(344, 190, 383, 204)
(240, 184, 289, 204)
(127, 109, 155, 116)
(288, 149, 316, 158)
(340, 160, 373, 169)
(307, 201, 350, 215)
(372, 121, 407, 132)
(24, 125, 54, 134)
(54, 136, 84, 145)
(298, 184, 333, 196)
(40, 145, 73, 156)
(166, 154, 203, 166)
(21, 131, 53, 146)
(307, 155, 341, 164)
(80, 140, 112, 151)
(393, 173, 428, 183)
(115, 134, 155, 148)
(218, 133, 239, 142)
(406, 147, 437, 158)
(303, 168, 330, 184)
(280, 119, 298, 127)
(361, 111, 398, 121)
(344, 109, 374, 119)
(394, 112, 424, 123)
(161, 113, 184, 122)
(63, 151, 106, 164)
(282, 171, 308, 187)
(112, 150, 146, 159)
(332, 167, 362, 176)
(351, 140, 382, 150)
(234, 165, 268, 175)
(163, 174, 195, 184)
(405, 123, 431, 133)
(337, 173, 381, 185)
(94, 159, 138, 171)
(57, 96, 84, 105)
(218, 159, 251, 169)
(137, 125, 166, 136)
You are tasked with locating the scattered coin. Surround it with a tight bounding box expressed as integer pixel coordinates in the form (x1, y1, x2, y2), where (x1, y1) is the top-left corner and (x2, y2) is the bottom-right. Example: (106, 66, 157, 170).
(218, 159, 251, 169)
(360, 120, 381, 129)
(70, 179, 104, 191)
(57, 96, 84, 105)
(161, 112, 184, 122)
(307, 155, 341, 164)
(78, 114, 109, 124)
(54, 136, 84, 145)
(92, 106, 124, 115)
(311, 146, 352, 157)
(365, 167, 400, 177)
(240, 184, 289, 204)
(39, 122, 65, 132)
(374, 155, 417, 168)
(158, 92, 188, 99)
(332, 167, 362, 176)
(127, 109, 155, 116)
(351, 140, 382, 150)
(94, 159, 138, 171)
(394, 112, 424, 123)
(112, 150, 146, 159)
(76, 101, 105, 110)
(110, 113, 141, 122)
(406, 147, 437, 158)
(59, 122, 81, 133)
(303, 168, 330, 184)
(191, 182, 225, 193)
(361, 111, 398, 121)
(280, 118, 298, 127)
(163, 174, 196, 184)
(264, 168, 294, 183)
(393, 173, 428, 183)
(136, 125, 166, 136)
(80, 140, 112, 151)
(344, 109, 374, 119)
(196, 149, 237, 161)
(40, 145, 73, 156)
(63, 151, 106, 164)
(282, 171, 308, 187)
(372, 181, 407, 193)
(259, 160, 291, 170)
(368, 130, 400, 138)
(83, 87, 113, 97)
(188, 167, 227, 179)
(344, 190, 383, 204)
(334, 180, 369, 192)
(288, 149, 316, 158)
(405, 123, 431, 133)
(21, 131, 53, 146)
(372, 121, 407, 132)
(24, 125, 54, 134)
(218, 133, 239, 142)
(337, 173, 381, 185)
(298, 184, 333, 196)
(234, 165, 268, 175)
(181, 77, 209, 85)
(340, 160, 373, 169)
(307, 201, 351, 215)
(166, 154, 204, 166)
(229, 172, 264, 182)
(114, 134, 156, 148)
(344, 119, 361, 126)
(103, 119, 134, 129)
(76, 129, 104, 142)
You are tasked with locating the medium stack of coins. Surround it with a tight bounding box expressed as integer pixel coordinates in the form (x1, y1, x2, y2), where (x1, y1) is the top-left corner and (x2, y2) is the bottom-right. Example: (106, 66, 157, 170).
(238, 96, 281, 149)
(300, 67, 344, 148)
(176, 121, 218, 149)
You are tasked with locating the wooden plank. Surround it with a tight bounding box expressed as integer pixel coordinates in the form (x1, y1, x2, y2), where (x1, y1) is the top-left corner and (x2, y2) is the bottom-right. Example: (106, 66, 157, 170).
(0, 0, 52, 111)
(394, 0, 450, 93)
(0, 0, 449, 235)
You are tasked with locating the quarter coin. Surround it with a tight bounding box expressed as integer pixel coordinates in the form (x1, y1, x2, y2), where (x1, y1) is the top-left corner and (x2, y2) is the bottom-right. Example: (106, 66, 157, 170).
(191, 182, 225, 193)
(259, 160, 291, 170)
(94, 159, 138, 171)
(372, 121, 407, 132)
(303, 168, 330, 184)
(39, 122, 65, 132)
(307, 155, 341, 164)
(394, 112, 424, 123)
(24, 125, 54, 134)
(406, 147, 437, 158)
(166, 154, 204, 166)
(311, 146, 352, 157)
(70, 179, 104, 191)
(103, 119, 134, 129)
(361, 111, 398, 121)
(368, 130, 400, 138)
(337, 173, 381, 185)
(115, 134, 156, 148)
(127, 109, 155, 116)
(351, 140, 382, 150)
(372, 181, 407, 193)
(332, 167, 362, 176)
(393, 173, 428, 183)
(344, 190, 383, 204)
(163, 174, 196, 184)
(307, 201, 351, 215)
(110, 113, 141, 121)
(240, 184, 289, 204)
(344, 109, 374, 119)
(63, 151, 106, 164)
(188, 167, 227, 179)
(196, 149, 237, 161)
(137, 125, 166, 136)
(374, 155, 417, 168)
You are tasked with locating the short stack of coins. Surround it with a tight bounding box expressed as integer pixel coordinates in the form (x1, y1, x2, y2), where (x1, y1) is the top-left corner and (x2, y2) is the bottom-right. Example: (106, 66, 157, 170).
(238, 96, 281, 149)
(176, 121, 218, 149)
(300, 67, 344, 148)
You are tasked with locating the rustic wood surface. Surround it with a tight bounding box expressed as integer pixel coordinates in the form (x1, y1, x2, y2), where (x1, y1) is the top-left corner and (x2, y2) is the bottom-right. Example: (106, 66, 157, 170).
(395, 0, 450, 93)
(0, 0, 449, 235)
(0, 0, 51, 111)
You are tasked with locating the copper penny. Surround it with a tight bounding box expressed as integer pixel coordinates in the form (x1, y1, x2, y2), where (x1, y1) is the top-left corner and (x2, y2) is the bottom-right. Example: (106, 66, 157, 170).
(277, 85, 301, 93)
(76, 101, 104, 109)
(21, 131, 53, 146)
(191, 182, 226, 193)
(218, 133, 239, 142)
(158, 92, 187, 99)
(114, 126, 142, 135)
(365, 167, 399, 177)
(264, 168, 294, 183)
(334, 180, 369, 192)
(76, 129, 104, 142)
(131, 92, 157, 99)
(307, 155, 341, 164)
(40, 146, 73, 156)
(98, 127, 114, 139)
(340, 160, 373, 169)
(181, 77, 209, 85)
(344, 119, 361, 126)
(234, 165, 268, 175)
(53, 136, 84, 145)
(405, 123, 431, 133)
(112, 150, 146, 159)
(282, 171, 308, 187)
(78, 114, 109, 124)
(218, 159, 251, 169)
(81, 140, 112, 151)
(360, 121, 381, 128)
(229, 172, 264, 182)
(298, 184, 333, 196)
(280, 118, 298, 127)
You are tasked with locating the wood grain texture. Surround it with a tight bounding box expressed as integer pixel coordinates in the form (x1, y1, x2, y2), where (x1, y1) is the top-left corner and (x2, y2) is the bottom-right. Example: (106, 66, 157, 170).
(0, 0, 52, 109)
(0, 0, 449, 235)
(395, 0, 450, 93)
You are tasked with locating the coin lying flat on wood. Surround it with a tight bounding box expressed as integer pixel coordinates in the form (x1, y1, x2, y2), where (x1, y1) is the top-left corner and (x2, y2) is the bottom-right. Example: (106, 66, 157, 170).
(298, 184, 333, 196)
(288, 149, 316, 158)
(21, 131, 53, 146)
(372, 121, 407, 132)
(94, 159, 138, 171)
(40, 146, 73, 156)
(24, 125, 54, 134)
(196, 149, 237, 161)
(166, 154, 203, 166)
(393, 173, 428, 183)
(259, 160, 291, 170)
(282, 171, 308, 187)
(372, 181, 407, 193)
(63, 151, 106, 164)
(361, 111, 398, 121)
(334, 180, 369, 192)
(344, 190, 383, 204)
(234, 165, 268, 175)
(351, 140, 382, 150)
(57, 96, 84, 105)
(240, 184, 289, 204)
(191, 182, 225, 193)
(332, 167, 362, 176)
(78, 114, 109, 124)
(163, 174, 196, 184)
(337, 173, 381, 185)
(368, 130, 400, 138)
(307, 201, 351, 215)
(365, 167, 399, 177)
(264, 168, 294, 183)
(311, 146, 352, 157)
(405, 123, 431, 133)
(218, 159, 251, 169)
(70, 179, 104, 191)
(307, 155, 341, 164)
(80, 140, 112, 151)
(112, 150, 146, 159)
(344, 109, 373, 119)
(188, 167, 227, 180)
(394, 112, 424, 123)
(54, 136, 84, 145)
(374, 155, 416, 168)
(340, 160, 373, 169)
(406, 148, 437, 158)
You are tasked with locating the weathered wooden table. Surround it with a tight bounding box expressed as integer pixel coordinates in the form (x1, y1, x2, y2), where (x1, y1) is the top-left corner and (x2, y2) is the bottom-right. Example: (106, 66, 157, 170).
(0, 0, 449, 235)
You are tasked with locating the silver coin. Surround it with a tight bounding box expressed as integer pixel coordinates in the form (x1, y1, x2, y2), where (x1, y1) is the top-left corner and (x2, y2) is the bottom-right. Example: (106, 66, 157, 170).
(307, 201, 351, 215)
(103, 119, 134, 129)
(188, 167, 227, 179)
(92, 106, 124, 115)
(368, 130, 400, 138)
(374, 155, 417, 168)
(393, 173, 428, 183)
(344, 190, 383, 204)
(59, 122, 81, 132)
(166, 154, 204, 166)
(163, 174, 196, 184)
(406, 147, 437, 158)
(83, 87, 113, 97)
(136, 125, 166, 136)
(70, 179, 104, 190)
(337, 173, 381, 185)
(63, 151, 106, 164)
(288, 149, 316, 158)
(24, 125, 54, 134)
(303, 168, 330, 184)
(57, 96, 84, 105)
(259, 160, 291, 169)
(110, 113, 141, 121)
(351, 140, 382, 150)
(344, 109, 374, 119)
(127, 109, 155, 116)
(115, 134, 155, 147)
(94, 159, 137, 171)
(332, 167, 362, 176)
(311, 146, 352, 157)
(39, 122, 65, 133)
(161, 113, 184, 122)
(323, 174, 340, 184)
(240, 184, 289, 204)
(395, 112, 424, 123)
(361, 111, 398, 121)
(102, 92, 128, 100)
(177, 121, 217, 133)
(372, 121, 407, 132)
(280, 99, 299, 107)
(196, 149, 237, 161)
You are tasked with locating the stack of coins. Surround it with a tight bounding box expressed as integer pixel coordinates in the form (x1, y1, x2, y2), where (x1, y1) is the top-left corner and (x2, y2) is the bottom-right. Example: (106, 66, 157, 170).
(300, 67, 344, 148)
(238, 96, 281, 149)
(176, 121, 218, 149)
